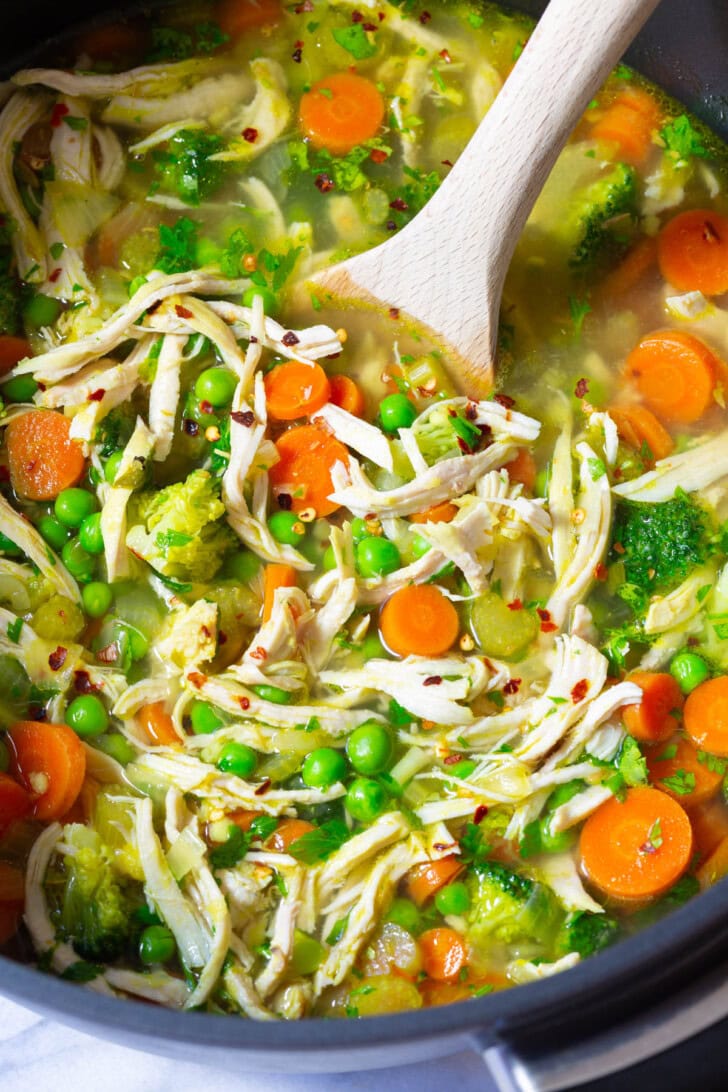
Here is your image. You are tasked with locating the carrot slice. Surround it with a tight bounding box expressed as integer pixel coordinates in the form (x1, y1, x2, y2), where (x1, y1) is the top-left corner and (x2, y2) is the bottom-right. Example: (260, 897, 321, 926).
(609, 404, 673, 463)
(419, 927, 468, 982)
(269, 424, 349, 517)
(0, 901, 23, 945)
(599, 236, 658, 300)
(262, 563, 297, 623)
(580, 785, 693, 900)
(137, 702, 180, 746)
(264, 361, 331, 421)
(403, 856, 463, 906)
(697, 835, 728, 890)
(623, 330, 721, 424)
(505, 449, 537, 490)
(228, 808, 264, 832)
(622, 671, 684, 744)
(409, 501, 458, 525)
(420, 973, 507, 1007)
(0, 772, 32, 834)
(216, 0, 283, 37)
(647, 735, 723, 808)
(9, 721, 86, 821)
(691, 798, 728, 861)
(685, 676, 728, 757)
(329, 374, 365, 417)
(6, 409, 86, 501)
(0, 861, 25, 902)
(268, 817, 315, 852)
(299, 73, 385, 155)
(380, 585, 459, 658)
(590, 88, 661, 165)
(0, 336, 32, 376)
(658, 209, 728, 296)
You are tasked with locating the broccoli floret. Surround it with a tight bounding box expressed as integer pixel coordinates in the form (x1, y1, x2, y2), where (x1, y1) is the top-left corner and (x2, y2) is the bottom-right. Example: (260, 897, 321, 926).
(53, 826, 141, 963)
(466, 861, 562, 951)
(611, 491, 710, 593)
(127, 469, 236, 582)
(154, 130, 225, 207)
(567, 162, 637, 272)
(556, 911, 620, 958)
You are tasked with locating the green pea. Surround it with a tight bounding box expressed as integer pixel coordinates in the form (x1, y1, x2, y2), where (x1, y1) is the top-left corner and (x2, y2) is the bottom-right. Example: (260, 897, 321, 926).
(133, 905, 162, 927)
(346, 722, 392, 776)
(139, 924, 177, 965)
(78, 512, 104, 555)
(345, 777, 386, 822)
(194, 367, 238, 408)
(55, 488, 97, 529)
(196, 237, 221, 266)
(449, 759, 477, 780)
(385, 897, 421, 934)
(670, 650, 710, 694)
(2, 375, 37, 402)
(61, 538, 95, 583)
(410, 534, 431, 560)
(291, 929, 325, 976)
(243, 285, 279, 316)
(360, 630, 387, 659)
(351, 517, 370, 544)
(323, 545, 337, 572)
(538, 817, 577, 855)
(217, 742, 258, 778)
(189, 699, 224, 735)
(268, 510, 306, 546)
(23, 293, 63, 328)
(223, 550, 261, 583)
(302, 747, 347, 789)
(434, 881, 470, 917)
(251, 684, 292, 705)
(38, 516, 71, 552)
(93, 733, 135, 765)
(0, 532, 21, 557)
(356, 536, 400, 578)
(65, 694, 108, 738)
(82, 581, 113, 619)
(104, 451, 124, 484)
(379, 393, 417, 432)
(117, 623, 148, 661)
(0, 737, 9, 773)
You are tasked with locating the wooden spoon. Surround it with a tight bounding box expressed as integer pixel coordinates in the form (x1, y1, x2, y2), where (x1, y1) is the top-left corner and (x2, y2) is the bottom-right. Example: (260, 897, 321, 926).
(312, 0, 661, 397)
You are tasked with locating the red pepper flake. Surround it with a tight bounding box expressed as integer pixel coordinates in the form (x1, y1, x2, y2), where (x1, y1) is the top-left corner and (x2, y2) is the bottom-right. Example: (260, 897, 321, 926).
(503, 678, 521, 695)
(571, 679, 589, 703)
(537, 607, 558, 633)
(89, 389, 105, 402)
(249, 646, 268, 661)
(613, 541, 625, 555)
(218, 630, 228, 646)
(456, 437, 471, 454)
(50, 103, 69, 128)
(199, 400, 214, 416)
(74, 670, 97, 694)
(48, 646, 67, 671)
(389, 197, 408, 211)
(292, 44, 303, 62)
(442, 159, 454, 167)
(507, 598, 523, 612)
(613, 467, 623, 480)
(231, 410, 255, 427)
(183, 419, 199, 437)
(351, 8, 363, 19)
(443, 753, 464, 766)
(388, 307, 400, 320)
(96, 643, 119, 664)
(370, 148, 388, 164)
(439, 48, 452, 62)
(378, 10, 386, 19)
(282, 331, 300, 346)
(593, 562, 608, 581)
(362, 21, 377, 30)
(254, 778, 272, 796)
(419, 9, 431, 22)
(0, 467, 9, 483)
(385, 219, 397, 231)
(473, 804, 488, 825)
(239, 696, 251, 711)
(315, 172, 334, 192)
(242, 127, 258, 143)
(574, 377, 589, 398)
(494, 393, 516, 409)
(423, 675, 442, 686)
(277, 492, 293, 510)
(187, 671, 207, 689)
(48, 268, 62, 283)
(175, 304, 193, 319)
(687, 636, 700, 648)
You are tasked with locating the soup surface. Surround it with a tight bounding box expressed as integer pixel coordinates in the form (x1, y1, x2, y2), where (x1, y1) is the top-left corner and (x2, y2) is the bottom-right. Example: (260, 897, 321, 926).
(2, 0, 728, 1021)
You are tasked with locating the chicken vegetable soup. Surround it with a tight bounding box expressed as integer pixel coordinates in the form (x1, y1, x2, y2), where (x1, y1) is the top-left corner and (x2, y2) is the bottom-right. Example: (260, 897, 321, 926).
(1, 0, 728, 1019)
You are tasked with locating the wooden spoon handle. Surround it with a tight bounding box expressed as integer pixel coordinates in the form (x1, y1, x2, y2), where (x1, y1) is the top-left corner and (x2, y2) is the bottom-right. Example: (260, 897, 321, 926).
(321, 0, 661, 395)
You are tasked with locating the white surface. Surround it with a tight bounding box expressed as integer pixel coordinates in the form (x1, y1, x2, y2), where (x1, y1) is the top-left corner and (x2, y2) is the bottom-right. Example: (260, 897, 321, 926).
(0, 994, 494, 1092)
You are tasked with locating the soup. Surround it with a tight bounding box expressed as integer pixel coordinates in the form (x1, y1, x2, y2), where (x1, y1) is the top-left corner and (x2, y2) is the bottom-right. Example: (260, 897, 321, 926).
(1, 0, 728, 1021)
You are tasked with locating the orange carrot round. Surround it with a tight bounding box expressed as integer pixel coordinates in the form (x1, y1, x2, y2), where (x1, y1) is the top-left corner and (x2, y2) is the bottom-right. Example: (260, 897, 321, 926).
(262, 563, 297, 623)
(690, 798, 728, 861)
(6, 409, 86, 501)
(609, 404, 674, 463)
(622, 671, 684, 744)
(269, 424, 348, 517)
(137, 702, 180, 747)
(505, 449, 537, 490)
(403, 856, 464, 907)
(329, 374, 365, 417)
(0, 336, 32, 375)
(623, 330, 720, 424)
(658, 209, 728, 296)
(9, 721, 86, 821)
(264, 361, 331, 421)
(216, 0, 283, 37)
(228, 808, 264, 832)
(409, 501, 458, 525)
(268, 817, 316, 852)
(299, 73, 385, 155)
(419, 973, 507, 1007)
(0, 772, 32, 834)
(697, 833, 728, 890)
(685, 676, 728, 757)
(419, 927, 468, 982)
(580, 785, 693, 900)
(380, 584, 459, 658)
(647, 735, 723, 808)
(590, 88, 661, 165)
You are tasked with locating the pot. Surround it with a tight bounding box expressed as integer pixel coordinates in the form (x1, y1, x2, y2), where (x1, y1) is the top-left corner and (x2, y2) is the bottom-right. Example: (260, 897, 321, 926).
(2, 3, 728, 1088)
